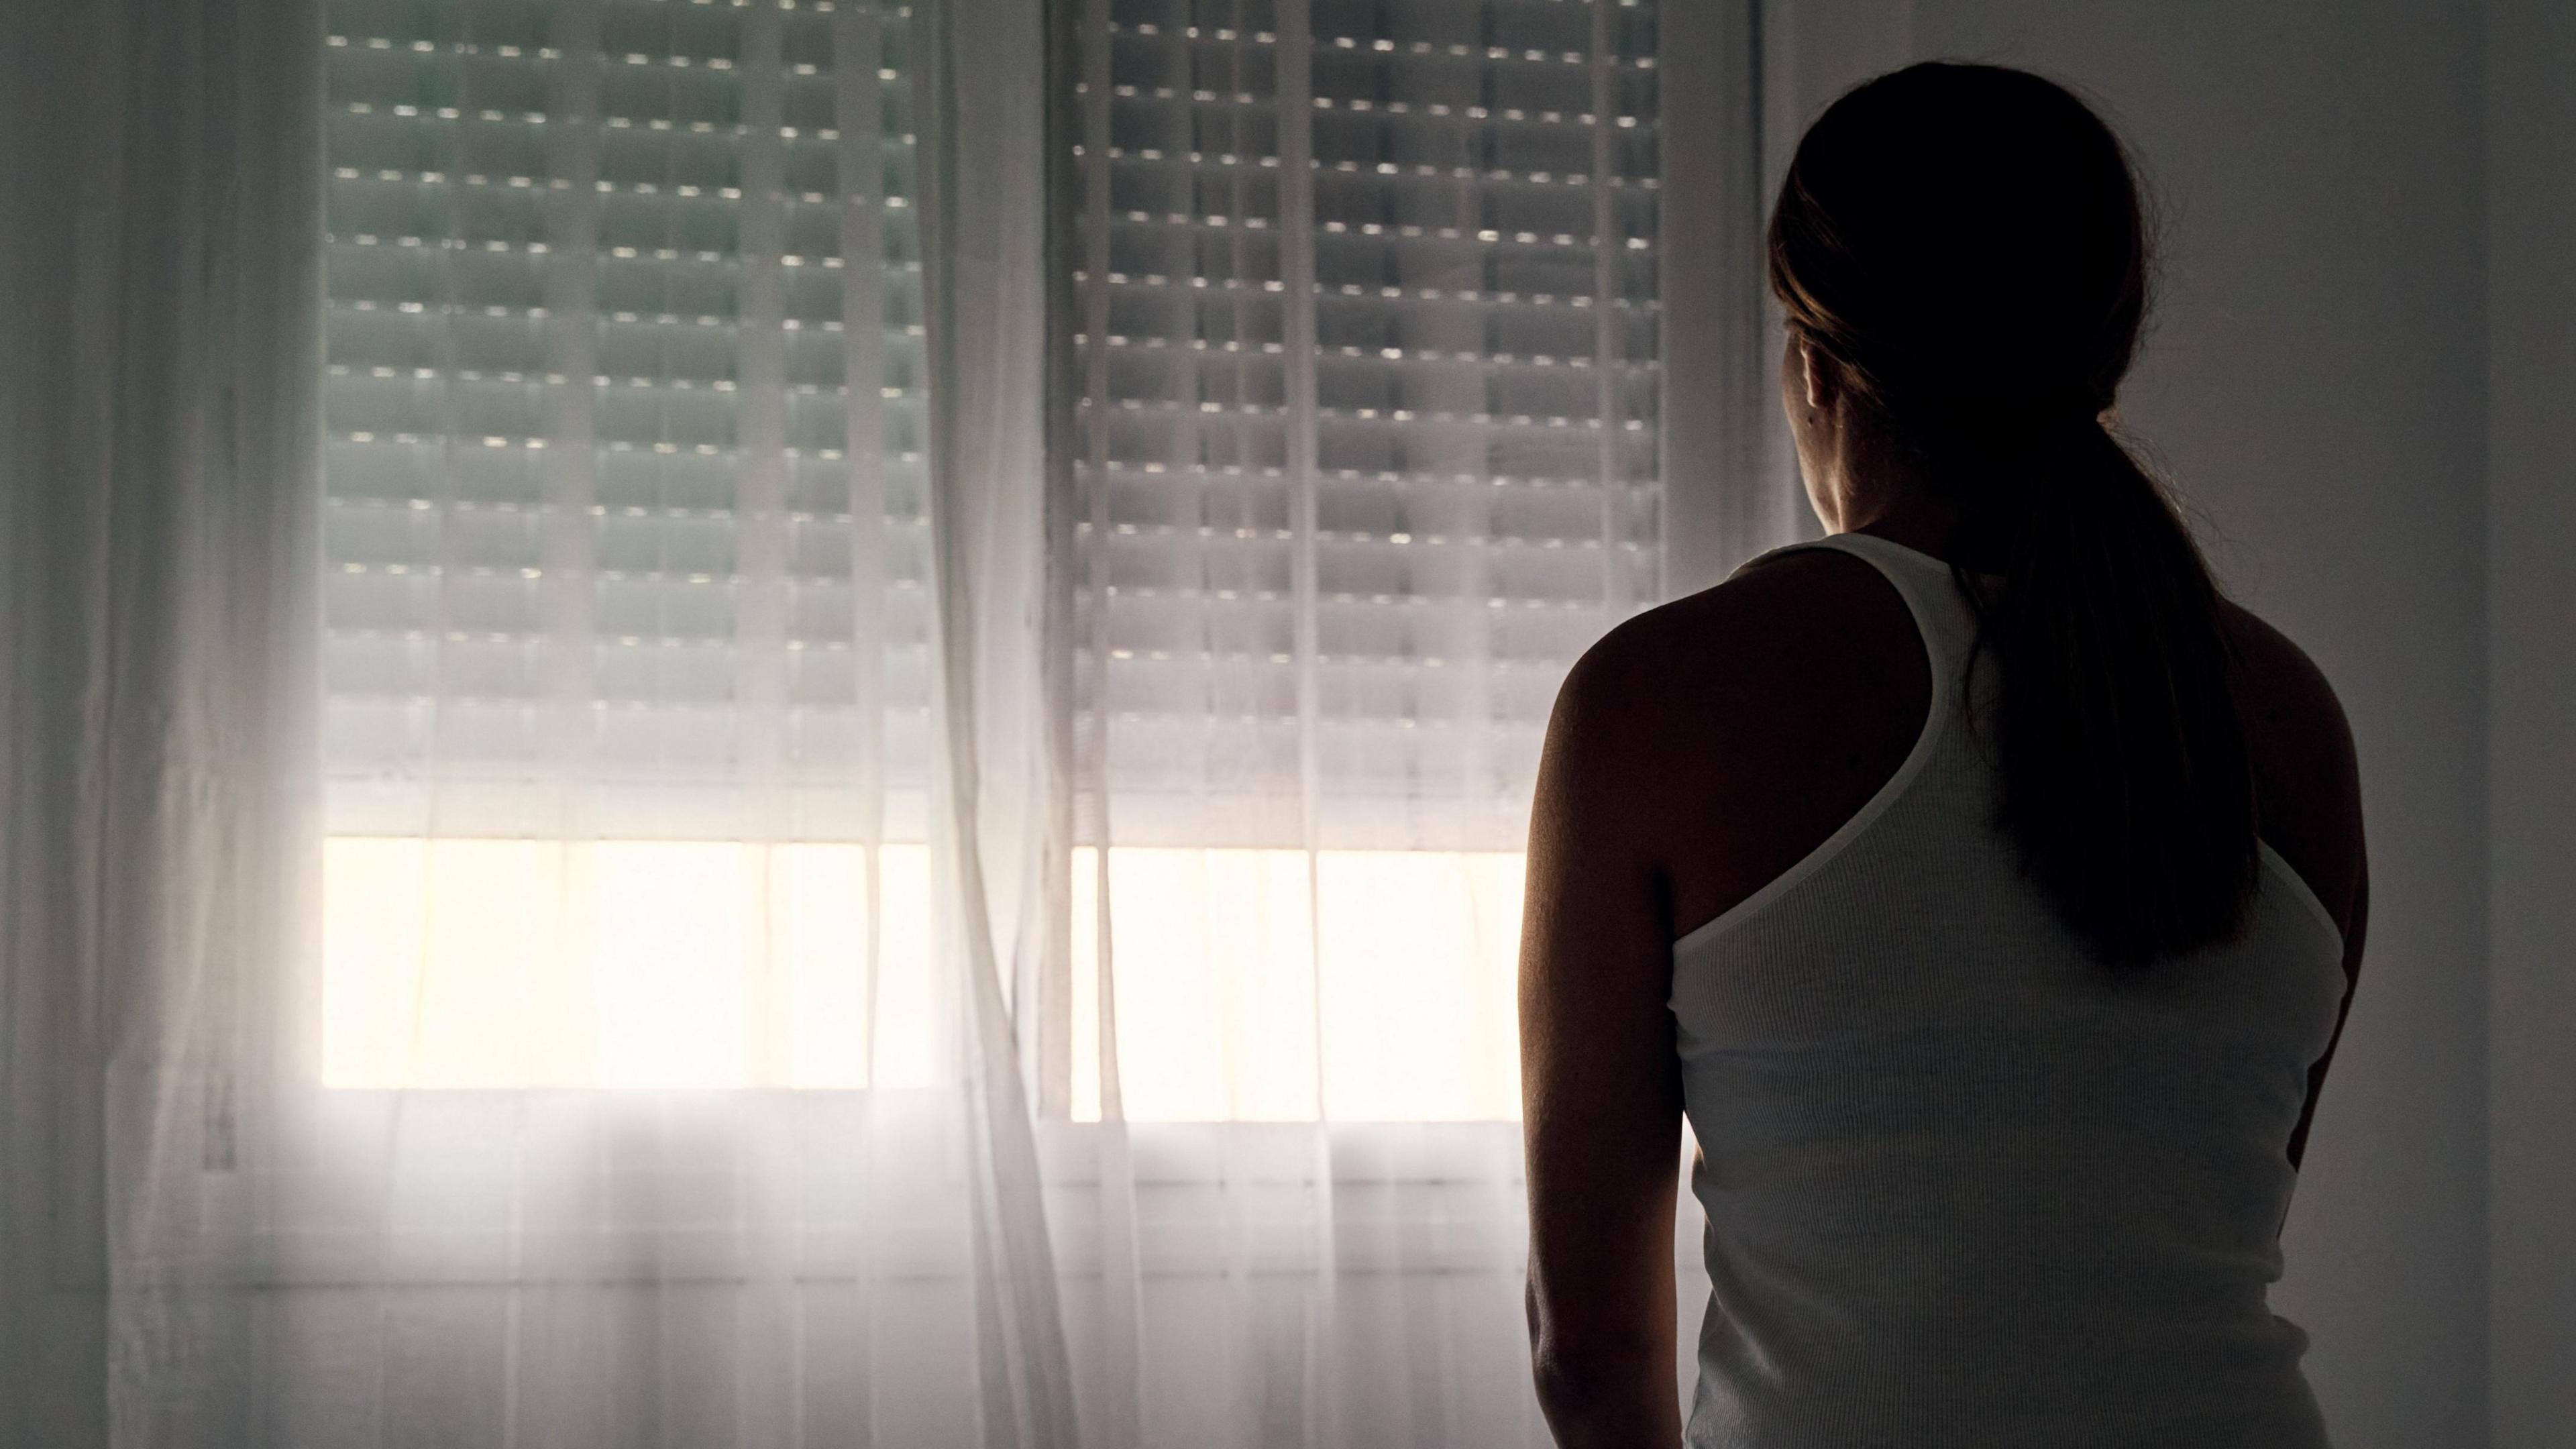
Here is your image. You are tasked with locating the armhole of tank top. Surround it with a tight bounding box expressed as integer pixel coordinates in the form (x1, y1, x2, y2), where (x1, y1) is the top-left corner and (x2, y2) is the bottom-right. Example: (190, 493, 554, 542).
(1670, 533, 1952, 959)
(2255, 837, 2347, 955)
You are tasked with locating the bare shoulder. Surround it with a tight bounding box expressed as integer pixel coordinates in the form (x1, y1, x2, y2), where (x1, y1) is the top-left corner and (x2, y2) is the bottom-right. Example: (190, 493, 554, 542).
(1556, 545, 1911, 716)
(1541, 545, 1928, 933)
(2217, 600, 2349, 738)
(2218, 598, 2367, 936)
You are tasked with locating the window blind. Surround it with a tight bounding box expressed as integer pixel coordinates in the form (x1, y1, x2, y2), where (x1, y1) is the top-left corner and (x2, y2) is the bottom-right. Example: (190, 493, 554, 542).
(321, 0, 928, 843)
(1069, 0, 1662, 853)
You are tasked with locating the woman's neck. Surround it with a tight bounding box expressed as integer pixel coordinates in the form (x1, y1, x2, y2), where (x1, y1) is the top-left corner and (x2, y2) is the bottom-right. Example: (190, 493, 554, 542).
(1834, 476, 2017, 576)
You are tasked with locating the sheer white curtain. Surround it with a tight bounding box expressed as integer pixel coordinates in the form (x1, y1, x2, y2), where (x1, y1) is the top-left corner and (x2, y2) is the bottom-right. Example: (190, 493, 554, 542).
(4, 0, 1078, 1442)
(1049, 2, 1686, 1446)
(1, 0, 326, 1442)
(307, 0, 1075, 1442)
(1, 0, 1744, 1444)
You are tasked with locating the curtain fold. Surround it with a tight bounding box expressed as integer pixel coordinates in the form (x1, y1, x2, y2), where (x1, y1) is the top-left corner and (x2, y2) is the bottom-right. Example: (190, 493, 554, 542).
(1, 0, 327, 1444)
(912, 0, 1084, 1439)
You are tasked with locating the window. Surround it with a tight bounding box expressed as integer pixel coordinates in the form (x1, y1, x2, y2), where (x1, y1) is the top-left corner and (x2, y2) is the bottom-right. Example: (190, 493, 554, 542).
(320, 0, 941, 1089)
(318, 0, 1661, 1115)
(1064, 0, 1662, 1119)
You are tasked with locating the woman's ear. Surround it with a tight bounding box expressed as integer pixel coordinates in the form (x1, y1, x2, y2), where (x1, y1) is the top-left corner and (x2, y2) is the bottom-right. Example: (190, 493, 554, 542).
(1799, 336, 1837, 417)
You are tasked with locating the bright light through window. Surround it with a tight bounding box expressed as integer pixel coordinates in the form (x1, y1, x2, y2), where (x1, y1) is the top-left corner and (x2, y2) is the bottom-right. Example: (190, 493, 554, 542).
(1071, 849, 1525, 1122)
(322, 839, 943, 1091)
(325, 840, 1525, 1120)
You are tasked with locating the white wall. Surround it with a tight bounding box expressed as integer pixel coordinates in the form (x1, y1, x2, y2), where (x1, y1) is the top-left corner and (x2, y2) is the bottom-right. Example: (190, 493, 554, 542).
(2484, 0, 2576, 1444)
(1760, 5, 2496, 1445)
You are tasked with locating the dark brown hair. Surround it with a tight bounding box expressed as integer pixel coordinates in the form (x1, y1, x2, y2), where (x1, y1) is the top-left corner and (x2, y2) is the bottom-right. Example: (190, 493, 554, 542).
(1768, 62, 2256, 969)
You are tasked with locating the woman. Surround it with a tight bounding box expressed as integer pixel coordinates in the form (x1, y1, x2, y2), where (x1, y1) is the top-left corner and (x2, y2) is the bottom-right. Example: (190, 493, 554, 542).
(1517, 63, 2367, 1448)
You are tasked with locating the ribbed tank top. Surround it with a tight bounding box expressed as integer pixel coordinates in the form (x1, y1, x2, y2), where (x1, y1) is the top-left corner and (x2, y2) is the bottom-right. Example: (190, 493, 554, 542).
(1672, 531, 2347, 1449)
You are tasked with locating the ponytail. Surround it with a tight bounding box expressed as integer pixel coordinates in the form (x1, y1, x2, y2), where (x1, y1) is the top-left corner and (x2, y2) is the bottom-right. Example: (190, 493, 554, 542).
(1770, 62, 2259, 969)
(1951, 415, 2257, 969)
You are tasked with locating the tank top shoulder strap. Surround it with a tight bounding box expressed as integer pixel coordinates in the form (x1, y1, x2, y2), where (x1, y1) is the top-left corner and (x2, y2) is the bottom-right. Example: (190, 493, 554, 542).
(1729, 531, 1984, 678)
(1669, 533, 1976, 957)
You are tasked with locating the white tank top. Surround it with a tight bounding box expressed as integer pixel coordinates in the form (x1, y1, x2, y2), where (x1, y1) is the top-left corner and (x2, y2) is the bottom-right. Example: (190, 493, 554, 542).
(1672, 531, 2347, 1448)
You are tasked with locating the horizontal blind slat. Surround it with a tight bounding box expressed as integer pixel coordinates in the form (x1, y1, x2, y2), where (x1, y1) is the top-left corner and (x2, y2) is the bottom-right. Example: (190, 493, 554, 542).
(320, 0, 926, 834)
(1073, 0, 1660, 848)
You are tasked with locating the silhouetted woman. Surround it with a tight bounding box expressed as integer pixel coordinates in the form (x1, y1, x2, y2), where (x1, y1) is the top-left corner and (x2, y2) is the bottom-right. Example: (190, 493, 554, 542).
(1518, 62, 2366, 1447)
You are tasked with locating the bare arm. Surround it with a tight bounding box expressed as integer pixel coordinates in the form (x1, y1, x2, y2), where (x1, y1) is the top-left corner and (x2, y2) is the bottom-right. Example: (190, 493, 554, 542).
(2285, 711, 2368, 1171)
(2288, 858, 2367, 1171)
(1519, 638, 1686, 1449)
(2222, 602, 2369, 1173)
